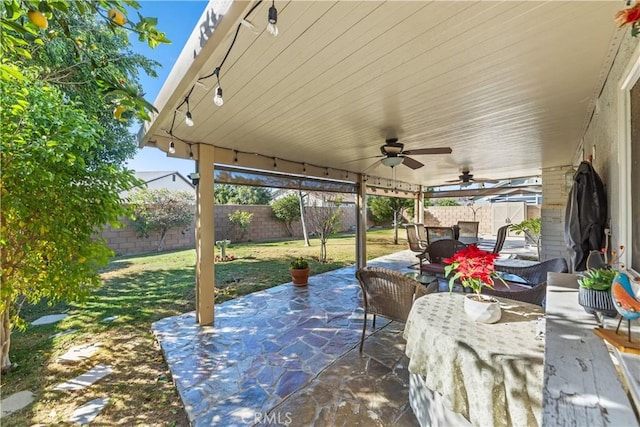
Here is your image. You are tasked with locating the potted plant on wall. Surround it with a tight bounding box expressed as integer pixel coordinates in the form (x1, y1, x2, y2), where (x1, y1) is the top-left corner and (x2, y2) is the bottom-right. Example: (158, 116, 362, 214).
(578, 268, 618, 318)
(290, 257, 310, 287)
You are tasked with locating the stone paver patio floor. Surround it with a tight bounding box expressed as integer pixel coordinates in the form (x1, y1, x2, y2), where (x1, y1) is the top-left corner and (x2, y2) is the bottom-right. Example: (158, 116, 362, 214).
(153, 241, 535, 426)
(152, 250, 418, 426)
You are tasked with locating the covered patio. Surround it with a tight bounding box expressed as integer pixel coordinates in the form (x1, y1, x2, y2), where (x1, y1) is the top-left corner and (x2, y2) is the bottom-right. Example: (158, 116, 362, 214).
(140, 0, 639, 425)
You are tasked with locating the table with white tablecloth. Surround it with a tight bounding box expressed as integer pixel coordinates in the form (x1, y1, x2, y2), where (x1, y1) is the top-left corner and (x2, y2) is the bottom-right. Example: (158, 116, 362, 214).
(403, 292, 545, 427)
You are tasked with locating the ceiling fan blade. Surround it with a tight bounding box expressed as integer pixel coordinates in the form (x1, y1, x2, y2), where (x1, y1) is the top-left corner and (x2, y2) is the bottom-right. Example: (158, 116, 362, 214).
(343, 154, 383, 164)
(363, 160, 381, 173)
(473, 178, 500, 184)
(402, 156, 424, 170)
(445, 179, 462, 183)
(402, 147, 452, 156)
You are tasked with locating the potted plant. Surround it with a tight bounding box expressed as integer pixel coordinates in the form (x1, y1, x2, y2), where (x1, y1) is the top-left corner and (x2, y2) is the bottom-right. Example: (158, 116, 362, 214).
(578, 268, 617, 317)
(290, 257, 310, 287)
(444, 245, 506, 323)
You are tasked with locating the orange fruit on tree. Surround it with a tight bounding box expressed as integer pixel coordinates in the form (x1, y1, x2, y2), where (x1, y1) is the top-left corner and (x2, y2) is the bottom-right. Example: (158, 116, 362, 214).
(113, 106, 127, 121)
(28, 10, 48, 29)
(107, 9, 126, 26)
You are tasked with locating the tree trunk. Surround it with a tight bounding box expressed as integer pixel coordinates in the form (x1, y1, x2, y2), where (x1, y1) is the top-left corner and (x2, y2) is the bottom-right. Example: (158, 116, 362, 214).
(157, 229, 168, 251)
(298, 190, 310, 247)
(1, 304, 12, 373)
(320, 238, 327, 262)
(393, 211, 399, 245)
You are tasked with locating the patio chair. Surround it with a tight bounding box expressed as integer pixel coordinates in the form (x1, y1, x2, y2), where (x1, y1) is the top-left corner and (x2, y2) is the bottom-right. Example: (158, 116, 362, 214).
(425, 226, 455, 244)
(415, 223, 428, 246)
(456, 221, 479, 239)
(356, 267, 434, 352)
(492, 224, 510, 254)
(405, 225, 428, 269)
(484, 257, 569, 306)
(420, 239, 467, 276)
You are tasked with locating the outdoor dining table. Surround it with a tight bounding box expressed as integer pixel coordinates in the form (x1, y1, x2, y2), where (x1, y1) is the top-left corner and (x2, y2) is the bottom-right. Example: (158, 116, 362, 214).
(403, 292, 545, 427)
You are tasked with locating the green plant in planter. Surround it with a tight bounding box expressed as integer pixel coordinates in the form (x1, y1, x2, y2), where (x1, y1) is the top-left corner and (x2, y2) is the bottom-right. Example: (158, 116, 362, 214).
(578, 268, 616, 290)
(289, 257, 310, 286)
(290, 257, 309, 270)
(578, 268, 618, 317)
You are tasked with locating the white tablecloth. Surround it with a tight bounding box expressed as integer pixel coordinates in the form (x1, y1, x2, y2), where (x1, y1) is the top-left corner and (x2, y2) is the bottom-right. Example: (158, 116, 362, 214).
(403, 292, 544, 427)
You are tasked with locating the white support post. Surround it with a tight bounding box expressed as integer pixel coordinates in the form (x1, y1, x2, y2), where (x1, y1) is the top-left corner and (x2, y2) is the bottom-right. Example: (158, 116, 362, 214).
(356, 174, 367, 269)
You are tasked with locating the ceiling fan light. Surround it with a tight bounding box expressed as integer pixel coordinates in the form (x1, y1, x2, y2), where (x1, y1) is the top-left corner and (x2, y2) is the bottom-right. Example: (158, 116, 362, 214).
(381, 156, 403, 167)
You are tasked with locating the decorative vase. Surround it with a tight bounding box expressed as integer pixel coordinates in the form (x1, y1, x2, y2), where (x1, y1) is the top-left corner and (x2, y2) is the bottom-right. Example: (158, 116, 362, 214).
(463, 294, 502, 324)
(578, 287, 618, 318)
(290, 267, 310, 286)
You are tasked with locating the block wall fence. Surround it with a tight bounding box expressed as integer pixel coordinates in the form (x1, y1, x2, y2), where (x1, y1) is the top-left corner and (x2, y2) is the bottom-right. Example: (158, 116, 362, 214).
(99, 204, 357, 256)
(99, 203, 541, 256)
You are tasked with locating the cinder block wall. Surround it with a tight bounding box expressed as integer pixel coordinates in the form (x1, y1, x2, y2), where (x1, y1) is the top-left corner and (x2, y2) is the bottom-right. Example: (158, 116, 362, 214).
(99, 219, 195, 255)
(99, 204, 357, 255)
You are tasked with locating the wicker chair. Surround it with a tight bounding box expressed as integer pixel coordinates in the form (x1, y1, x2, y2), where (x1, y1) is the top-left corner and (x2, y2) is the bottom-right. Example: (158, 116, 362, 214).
(484, 257, 569, 306)
(355, 267, 433, 352)
(406, 225, 428, 268)
(420, 239, 467, 276)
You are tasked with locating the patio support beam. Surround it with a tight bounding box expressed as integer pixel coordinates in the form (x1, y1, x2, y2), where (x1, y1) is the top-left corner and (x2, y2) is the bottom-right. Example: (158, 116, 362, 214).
(416, 186, 425, 224)
(195, 144, 215, 325)
(356, 174, 367, 269)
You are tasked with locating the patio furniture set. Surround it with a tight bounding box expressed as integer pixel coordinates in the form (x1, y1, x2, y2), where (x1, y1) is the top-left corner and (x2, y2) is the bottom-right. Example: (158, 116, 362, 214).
(355, 254, 571, 426)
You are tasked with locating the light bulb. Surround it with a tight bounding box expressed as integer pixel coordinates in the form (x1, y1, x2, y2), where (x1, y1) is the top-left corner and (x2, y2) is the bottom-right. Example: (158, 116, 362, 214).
(185, 111, 194, 127)
(267, 22, 278, 37)
(213, 86, 224, 106)
(267, 4, 278, 37)
(169, 140, 175, 154)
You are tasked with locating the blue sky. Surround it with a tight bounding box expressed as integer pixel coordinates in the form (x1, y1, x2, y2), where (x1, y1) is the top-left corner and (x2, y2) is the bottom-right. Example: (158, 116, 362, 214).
(125, 1, 208, 178)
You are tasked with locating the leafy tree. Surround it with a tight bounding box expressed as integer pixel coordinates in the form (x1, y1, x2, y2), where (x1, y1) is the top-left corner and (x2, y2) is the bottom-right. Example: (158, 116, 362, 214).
(215, 184, 238, 205)
(235, 186, 272, 205)
(0, 72, 139, 372)
(1, 0, 170, 120)
(511, 218, 542, 260)
(368, 196, 413, 244)
(228, 210, 254, 241)
(271, 194, 301, 236)
(435, 198, 460, 206)
(0, 1, 167, 372)
(130, 189, 195, 252)
(215, 184, 272, 205)
(306, 194, 343, 262)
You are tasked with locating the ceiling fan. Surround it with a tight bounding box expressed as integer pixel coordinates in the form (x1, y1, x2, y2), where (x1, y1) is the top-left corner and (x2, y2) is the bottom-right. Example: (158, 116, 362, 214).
(446, 169, 498, 185)
(359, 138, 452, 171)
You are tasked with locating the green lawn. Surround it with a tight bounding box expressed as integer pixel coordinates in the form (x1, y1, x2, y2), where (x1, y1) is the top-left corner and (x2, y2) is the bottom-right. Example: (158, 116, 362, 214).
(2, 228, 404, 426)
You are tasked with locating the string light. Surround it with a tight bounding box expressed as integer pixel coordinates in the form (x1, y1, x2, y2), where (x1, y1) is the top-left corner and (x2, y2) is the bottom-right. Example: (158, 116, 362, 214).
(185, 97, 194, 126)
(169, 139, 176, 154)
(166, 0, 274, 140)
(267, 0, 278, 37)
(213, 68, 224, 106)
(188, 144, 193, 159)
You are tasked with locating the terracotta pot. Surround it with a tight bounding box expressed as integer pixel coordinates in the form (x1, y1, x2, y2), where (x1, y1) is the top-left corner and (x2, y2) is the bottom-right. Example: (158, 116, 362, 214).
(290, 267, 310, 286)
(463, 294, 502, 324)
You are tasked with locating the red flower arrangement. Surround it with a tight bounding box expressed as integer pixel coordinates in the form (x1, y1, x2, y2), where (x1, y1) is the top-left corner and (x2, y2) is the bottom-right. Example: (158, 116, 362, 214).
(443, 245, 502, 296)
(615, 3, 640, 37)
